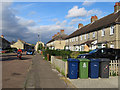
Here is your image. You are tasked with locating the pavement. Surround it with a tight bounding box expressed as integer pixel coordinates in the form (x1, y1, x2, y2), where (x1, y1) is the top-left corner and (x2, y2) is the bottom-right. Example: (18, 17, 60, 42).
(25, 53, 73, 88)
(2, 52, 33, 88)
(67, 76, 118, 88)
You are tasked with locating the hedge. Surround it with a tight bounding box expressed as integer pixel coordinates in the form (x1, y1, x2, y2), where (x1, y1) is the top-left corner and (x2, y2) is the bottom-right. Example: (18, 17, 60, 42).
(42, 49, 91, 60)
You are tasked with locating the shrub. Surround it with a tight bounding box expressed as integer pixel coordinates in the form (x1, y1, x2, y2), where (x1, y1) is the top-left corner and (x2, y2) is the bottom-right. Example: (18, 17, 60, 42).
(70, 51, 80, 58)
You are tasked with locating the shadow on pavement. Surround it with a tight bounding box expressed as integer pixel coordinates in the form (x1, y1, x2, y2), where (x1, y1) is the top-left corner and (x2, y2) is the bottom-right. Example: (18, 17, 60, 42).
(1, 56, 31, 61)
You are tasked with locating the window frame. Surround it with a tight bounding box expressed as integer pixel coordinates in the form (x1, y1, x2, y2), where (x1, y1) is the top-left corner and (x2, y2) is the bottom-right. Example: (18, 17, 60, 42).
(101, 29, 105, 36)
(110, 25, 114, 35)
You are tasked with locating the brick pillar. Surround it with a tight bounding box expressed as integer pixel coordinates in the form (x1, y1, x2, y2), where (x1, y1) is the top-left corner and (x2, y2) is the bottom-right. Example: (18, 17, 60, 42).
(47, 54, 49, 61)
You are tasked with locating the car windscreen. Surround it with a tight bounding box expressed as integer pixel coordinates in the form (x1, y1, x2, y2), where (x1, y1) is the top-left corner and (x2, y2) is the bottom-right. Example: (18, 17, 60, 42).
(27, 50, 32, 52)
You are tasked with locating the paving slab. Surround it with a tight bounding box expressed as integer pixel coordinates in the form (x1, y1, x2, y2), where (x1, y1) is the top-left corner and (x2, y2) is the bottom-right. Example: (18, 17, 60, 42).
(67, 76, 118, 88)
(25, 54, 71, 88)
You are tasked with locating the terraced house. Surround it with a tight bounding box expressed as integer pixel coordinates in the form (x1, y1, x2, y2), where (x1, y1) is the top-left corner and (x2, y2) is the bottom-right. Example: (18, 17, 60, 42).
(65, 2, 120, 51)
(46, 30, 68, 50)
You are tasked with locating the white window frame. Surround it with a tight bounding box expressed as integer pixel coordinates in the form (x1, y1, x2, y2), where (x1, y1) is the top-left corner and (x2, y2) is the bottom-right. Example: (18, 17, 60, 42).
(72, 38, 73, 42)
(84, 34, 86, 39)
(101, 29, 105, 36)
(88, 33, 90, 39)
(80, 35, 82, 40)
(93, 32, 95, 38)
(76, 37, 78, 41)
(110, 26, 114, 35)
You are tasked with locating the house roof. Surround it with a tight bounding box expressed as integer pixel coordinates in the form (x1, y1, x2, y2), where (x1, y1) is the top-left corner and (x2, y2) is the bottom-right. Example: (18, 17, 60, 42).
(0, 37, 10, 44)
(18, 39, 32, 46)
(66, 11, 120, 39)
(46, 33, 68, 44)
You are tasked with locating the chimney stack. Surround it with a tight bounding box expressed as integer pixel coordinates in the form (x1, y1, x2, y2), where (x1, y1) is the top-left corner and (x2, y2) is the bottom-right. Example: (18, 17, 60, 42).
(57, 32, 60, 36)
(52, 36, 54, 39)
(1, 35, 4, 38)
(91, 15, 98, 23)
(78, 23, 83, 29)
(60, 30, 64, 34)
(54, 34, 57, 37)
(114, 2, 120, 12)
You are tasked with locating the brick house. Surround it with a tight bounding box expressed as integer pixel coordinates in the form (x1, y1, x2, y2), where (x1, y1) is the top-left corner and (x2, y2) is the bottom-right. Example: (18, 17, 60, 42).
(11, 39, 34, 50)
(0, 35, 10, 49)
(46, 30, 68, 50)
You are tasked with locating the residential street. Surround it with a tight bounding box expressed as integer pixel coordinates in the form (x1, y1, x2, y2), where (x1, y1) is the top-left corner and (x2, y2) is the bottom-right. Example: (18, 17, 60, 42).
(2, 52, 32, 88)
(25, 53, 72, 88)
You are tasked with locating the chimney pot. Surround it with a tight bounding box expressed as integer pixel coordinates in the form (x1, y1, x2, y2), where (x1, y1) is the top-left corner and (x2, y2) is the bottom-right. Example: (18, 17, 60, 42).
(1, 35, 4, 38)
(60, 30, 64, 34)
(91, 15, 98, 23)
(57, 32, 60, 36)
(78, 23, 83, 28)
(114, 2, 120, 12)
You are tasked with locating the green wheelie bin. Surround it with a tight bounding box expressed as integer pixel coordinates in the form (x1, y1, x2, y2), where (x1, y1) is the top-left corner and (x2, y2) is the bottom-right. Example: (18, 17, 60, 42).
(78, 58, 90, 78)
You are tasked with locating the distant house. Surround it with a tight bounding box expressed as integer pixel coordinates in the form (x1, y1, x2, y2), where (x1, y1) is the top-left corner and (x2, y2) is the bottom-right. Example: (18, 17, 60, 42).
(46, 30, 68, 50)
(11, 39, 34, 50)
(35, 41, 44, 51)
(0, 35, 10, 49)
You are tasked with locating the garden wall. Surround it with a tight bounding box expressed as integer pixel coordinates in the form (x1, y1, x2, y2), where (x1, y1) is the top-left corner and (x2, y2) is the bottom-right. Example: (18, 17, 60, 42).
(51, 56, 68, 77)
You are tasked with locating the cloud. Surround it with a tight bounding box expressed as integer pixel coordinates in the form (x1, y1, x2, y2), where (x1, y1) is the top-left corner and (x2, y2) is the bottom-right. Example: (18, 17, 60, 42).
(66, 6, 102, 18)
(69, 18, 90, 25)
(1, 2, 38, 44)
(66, 6, 87, 18)
(1, 3, 75, 44)
(82, 0, 95, 6)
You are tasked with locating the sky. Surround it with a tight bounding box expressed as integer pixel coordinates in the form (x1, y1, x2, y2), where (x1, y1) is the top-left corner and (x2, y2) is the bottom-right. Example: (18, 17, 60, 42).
(1, 1, 118, 44)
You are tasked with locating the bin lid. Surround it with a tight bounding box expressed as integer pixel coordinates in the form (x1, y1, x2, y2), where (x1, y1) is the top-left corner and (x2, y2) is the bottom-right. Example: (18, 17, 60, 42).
(78, 58, 90, 62)
(89, 58, 100, 62)
(67, 58, 79, 62)
(99, 58, 110, 62)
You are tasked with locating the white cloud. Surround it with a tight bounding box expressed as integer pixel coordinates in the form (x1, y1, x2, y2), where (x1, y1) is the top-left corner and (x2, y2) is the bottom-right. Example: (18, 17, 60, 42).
(82, 0, 95, 6)
(66, 6, 87, 18)
(66, 6, 102, 18)
(1, 2, 75, 43)
(69, 18, 90, 25)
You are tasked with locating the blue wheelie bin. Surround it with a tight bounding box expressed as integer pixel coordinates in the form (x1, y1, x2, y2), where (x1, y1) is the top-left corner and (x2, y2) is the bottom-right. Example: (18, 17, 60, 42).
(89, 58, 100, 78)
(67, 58, 79, 79)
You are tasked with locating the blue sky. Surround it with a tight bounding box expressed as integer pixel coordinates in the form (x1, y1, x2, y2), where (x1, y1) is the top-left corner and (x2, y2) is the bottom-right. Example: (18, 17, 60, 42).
(2, 2, 118, 44)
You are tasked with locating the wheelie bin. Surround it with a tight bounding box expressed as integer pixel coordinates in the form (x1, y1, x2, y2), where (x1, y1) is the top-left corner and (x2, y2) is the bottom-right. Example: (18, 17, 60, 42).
(67, 58, 79, 79)
(78, 58, 90, 78)
(89, 58, 100, 78)
(99, 58, 110, 78)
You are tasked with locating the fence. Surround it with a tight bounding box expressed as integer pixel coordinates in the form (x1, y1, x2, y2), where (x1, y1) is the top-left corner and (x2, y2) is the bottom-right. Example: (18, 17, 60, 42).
(109, 60, 120, 76)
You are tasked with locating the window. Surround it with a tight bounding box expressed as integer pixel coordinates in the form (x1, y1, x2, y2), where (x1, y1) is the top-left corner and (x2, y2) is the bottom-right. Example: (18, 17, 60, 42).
(88, 33, 90, 39)
(101, 29, 105, 36)
(110, 26, 114, 35)
(93, 32, 95, 38)
(72, 38, 73, 42)
(80, 35, 82, 40)
(84, 34, 86, 39)
(76, 37, 78, 41)
(73, 37, 75, 42)
(69, 39, 71, 42)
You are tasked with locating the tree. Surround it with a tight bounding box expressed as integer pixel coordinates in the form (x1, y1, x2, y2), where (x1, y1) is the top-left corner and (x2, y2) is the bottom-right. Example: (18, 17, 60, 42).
(38, 43, 43, 50)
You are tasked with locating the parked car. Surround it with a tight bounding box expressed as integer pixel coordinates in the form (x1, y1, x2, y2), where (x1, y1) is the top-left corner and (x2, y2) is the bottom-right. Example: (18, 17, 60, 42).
(26, 49, 34, 55)
(12, 48, 17, 53)
(77, 48, 120, 60)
